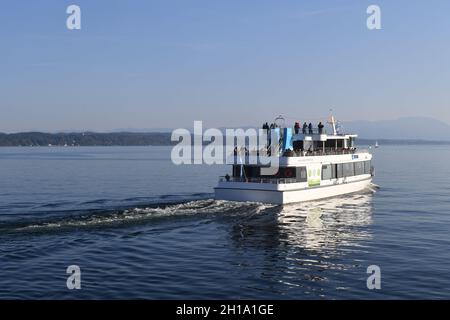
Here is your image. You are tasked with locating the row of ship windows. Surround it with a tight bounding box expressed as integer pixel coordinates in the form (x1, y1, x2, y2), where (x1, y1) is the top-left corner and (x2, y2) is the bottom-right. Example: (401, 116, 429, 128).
(236, 161, 371, 181)
(322, 161, 372, 180)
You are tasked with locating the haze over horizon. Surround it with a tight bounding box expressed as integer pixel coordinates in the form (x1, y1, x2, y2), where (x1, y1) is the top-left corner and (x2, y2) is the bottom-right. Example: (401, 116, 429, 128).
(0, 115, 447, 133)
(2, 116, 450, 142)
(2, 1, 450, 132)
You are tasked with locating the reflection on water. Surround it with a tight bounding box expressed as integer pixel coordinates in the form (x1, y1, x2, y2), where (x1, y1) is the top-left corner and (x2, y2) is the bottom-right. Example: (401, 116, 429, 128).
(279, 192, 374, 251)
(231, 192, 374, 251)
(227, 192, 375, 297)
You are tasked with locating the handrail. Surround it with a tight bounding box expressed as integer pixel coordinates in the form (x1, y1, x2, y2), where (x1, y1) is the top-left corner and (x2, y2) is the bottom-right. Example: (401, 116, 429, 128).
(219, 176, 298, 184)
(294, 128, 327, 135)
(232, 148, 367, 158)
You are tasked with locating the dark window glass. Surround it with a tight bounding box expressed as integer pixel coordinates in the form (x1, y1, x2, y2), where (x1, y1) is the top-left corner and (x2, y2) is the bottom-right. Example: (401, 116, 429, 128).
(325, 140, 336, 148)
(336, 164, 343, 178)
(293, 140, 304, 151)
(279, 167, 296, 179)
(260, 167, 297, 179)
(364, 161, 371, 174)
(232, 165, 241, 177)
(296, 167, 307, 182)
(343, 162, 354, 177)
(322, 164, 333, 180)
(243, 166, 261, 178)
(354, 161, 364, 175)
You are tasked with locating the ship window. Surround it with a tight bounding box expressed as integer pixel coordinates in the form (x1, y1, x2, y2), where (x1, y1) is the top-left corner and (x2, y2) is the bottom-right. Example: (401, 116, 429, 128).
(364, 161, 371, 174)
(336, 164, 343, 178)
(232, 165, 241, 177)
(343, 162, 355, 177)
(322, 164, 333, 180)
(243, 165, 260, 178)
(278, 167, 296, 179)
(296, 167, 307, 182)
(260, 167, 297, 179)
(354, 161, 365, 176)
(349, 137, 356, 148)
(325, 140, 335, 148)
(293, 140, 304, 151)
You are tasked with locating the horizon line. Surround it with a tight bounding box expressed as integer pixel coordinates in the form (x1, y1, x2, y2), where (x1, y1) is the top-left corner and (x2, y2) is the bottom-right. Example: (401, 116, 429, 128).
(1, 115, 450, 134)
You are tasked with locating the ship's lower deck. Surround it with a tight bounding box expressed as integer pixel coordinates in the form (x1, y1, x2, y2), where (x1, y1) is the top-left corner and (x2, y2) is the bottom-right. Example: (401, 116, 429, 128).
(215, 176, 372, 204)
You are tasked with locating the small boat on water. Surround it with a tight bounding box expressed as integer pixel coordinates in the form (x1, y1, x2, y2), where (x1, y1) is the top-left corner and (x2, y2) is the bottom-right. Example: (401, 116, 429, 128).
(214, 115, 374, 204)
(375, 141, 379, 148)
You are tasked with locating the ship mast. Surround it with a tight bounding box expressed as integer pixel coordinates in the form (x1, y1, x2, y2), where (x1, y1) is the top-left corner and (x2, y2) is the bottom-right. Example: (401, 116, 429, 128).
(328, 109, 337, 135)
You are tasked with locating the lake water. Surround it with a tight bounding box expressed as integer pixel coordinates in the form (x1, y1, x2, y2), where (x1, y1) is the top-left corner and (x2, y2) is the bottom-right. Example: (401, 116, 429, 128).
(0, 145, 449, 299)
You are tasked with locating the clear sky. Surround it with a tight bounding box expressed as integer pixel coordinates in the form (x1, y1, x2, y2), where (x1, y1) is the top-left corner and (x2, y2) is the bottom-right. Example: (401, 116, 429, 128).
(1, 0, 450, 132)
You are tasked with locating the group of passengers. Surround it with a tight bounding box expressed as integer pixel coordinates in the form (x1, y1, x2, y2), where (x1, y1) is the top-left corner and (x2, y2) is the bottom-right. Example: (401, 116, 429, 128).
(262, 122, 279, 130)
(263, 121, 325, 134)
(293, 122, 324, 135)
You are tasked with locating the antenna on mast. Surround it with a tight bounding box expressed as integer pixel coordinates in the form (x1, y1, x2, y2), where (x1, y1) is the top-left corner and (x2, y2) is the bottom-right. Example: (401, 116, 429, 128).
(274, 115, 285, 128)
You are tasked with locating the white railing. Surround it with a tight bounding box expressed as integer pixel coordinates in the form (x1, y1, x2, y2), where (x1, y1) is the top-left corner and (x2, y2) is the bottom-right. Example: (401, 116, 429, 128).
(232, 148, 369, 158)
(219, 176, 298, 184)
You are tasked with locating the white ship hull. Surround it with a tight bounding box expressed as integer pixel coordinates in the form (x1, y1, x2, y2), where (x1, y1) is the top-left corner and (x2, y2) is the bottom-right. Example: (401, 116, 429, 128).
(215, 176, 372, 204)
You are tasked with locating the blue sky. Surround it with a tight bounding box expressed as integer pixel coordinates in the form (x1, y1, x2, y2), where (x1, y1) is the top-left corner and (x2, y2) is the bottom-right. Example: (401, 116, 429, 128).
(1, 0, 450, 132)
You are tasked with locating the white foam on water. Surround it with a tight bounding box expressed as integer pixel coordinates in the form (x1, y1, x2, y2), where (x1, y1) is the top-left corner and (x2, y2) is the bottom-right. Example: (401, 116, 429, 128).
(14, 199, 274, 232)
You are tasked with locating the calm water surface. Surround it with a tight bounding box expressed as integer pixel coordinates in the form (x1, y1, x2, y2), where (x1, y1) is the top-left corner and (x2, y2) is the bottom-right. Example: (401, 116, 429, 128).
(0, 145, 449, 299)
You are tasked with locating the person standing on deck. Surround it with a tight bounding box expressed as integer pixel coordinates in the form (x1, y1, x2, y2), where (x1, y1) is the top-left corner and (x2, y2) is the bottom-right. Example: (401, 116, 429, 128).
(318, 122, 324, 134)
(302, 122, 308, 134)
(294, 122, 300, 134)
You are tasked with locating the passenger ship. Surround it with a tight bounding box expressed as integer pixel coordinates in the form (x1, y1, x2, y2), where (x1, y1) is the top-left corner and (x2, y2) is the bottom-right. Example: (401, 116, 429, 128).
(214, 116, 374, 204)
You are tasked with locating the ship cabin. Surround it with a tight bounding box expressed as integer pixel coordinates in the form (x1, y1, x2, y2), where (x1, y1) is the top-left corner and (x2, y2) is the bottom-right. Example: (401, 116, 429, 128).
(289, 130, 358, 157)
(222, 122, 372, 186)
(216, 117, 374, 203)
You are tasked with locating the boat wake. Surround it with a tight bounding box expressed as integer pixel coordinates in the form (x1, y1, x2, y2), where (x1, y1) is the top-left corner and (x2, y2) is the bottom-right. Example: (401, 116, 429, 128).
(0, 189, 375, 236)
(366, 182, 380, 193)
(0, 197, 276, 235)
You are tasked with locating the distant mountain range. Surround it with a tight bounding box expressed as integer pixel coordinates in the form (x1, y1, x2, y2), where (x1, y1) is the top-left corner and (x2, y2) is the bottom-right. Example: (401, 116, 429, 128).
(1, 117, 449, 146)
(112, 117, 450, 141)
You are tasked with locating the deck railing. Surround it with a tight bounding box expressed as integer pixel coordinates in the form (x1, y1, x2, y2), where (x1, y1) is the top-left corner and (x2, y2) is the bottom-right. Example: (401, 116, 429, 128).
(219, 176, 298, 184)
(293, 128, 327, 135)
(234, 148, 367, 158)
(293, 148, 367, 157)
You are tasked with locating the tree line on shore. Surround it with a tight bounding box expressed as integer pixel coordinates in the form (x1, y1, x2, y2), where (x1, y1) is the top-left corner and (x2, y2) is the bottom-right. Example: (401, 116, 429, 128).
(0, 132, 448, 147)
(0, 132, 175, 146)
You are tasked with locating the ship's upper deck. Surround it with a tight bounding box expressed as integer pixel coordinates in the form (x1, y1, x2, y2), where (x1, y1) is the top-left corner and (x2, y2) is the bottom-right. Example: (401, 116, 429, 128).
(231, 131, 363, 159)
(255, 115, 361, 157)
(229, 148, 371, 166)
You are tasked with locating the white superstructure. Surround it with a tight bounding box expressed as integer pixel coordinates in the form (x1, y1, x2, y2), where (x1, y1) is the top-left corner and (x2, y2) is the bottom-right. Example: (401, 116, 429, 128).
(214, 116, 374, 204)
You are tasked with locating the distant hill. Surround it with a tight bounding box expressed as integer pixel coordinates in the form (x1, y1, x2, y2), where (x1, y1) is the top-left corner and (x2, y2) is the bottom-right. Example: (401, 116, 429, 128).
(0, 132, 174, 147)
(341, 117, 450, 141)
(2, 117, 450, 146)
